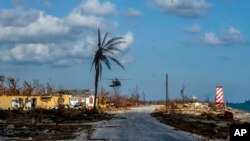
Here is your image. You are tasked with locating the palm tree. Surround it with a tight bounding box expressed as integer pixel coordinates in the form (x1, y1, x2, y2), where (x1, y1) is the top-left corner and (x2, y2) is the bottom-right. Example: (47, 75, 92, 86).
(91, 28, 125, 111)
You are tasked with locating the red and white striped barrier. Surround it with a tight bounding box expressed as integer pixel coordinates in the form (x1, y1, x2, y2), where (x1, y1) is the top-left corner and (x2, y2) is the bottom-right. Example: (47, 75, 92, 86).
(215, 86, 225, 107)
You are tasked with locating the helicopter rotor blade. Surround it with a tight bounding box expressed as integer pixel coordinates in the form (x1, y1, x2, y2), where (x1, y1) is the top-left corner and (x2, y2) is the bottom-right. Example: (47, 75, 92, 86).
(104, 78, 131, 80)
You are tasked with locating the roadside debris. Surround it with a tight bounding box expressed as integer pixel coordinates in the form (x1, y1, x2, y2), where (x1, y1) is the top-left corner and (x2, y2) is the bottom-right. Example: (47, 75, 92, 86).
(152, 102, 250, 139)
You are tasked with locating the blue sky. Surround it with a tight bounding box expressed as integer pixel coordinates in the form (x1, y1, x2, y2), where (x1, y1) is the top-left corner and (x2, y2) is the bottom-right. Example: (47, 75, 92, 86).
(0, 0, 250, 102)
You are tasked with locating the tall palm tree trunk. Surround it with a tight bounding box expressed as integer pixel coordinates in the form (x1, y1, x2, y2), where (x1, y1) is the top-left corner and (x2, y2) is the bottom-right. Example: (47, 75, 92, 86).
(93, 67, 99, 111)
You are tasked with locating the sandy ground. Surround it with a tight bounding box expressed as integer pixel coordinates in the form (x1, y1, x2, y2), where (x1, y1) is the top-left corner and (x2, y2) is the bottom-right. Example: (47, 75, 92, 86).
(90, 105, 210, 141)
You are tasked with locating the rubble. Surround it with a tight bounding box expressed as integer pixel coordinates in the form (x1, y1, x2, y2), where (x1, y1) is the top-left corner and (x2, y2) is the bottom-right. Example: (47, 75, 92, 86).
(6, 124, 15, 130)
(152, 102, 250, 139)
(0, 108, 113, 140)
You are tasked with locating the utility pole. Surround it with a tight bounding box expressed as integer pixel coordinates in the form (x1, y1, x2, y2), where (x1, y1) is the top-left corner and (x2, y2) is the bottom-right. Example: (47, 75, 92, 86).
(166, 73, 168, 113)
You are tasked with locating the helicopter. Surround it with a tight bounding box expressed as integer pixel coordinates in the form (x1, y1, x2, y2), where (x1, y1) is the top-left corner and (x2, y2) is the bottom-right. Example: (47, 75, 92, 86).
(105, 77, 130, 87)
(109, 77, 121, 87)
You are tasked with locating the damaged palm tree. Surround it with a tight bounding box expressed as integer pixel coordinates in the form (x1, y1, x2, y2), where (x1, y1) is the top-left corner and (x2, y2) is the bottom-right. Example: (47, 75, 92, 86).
(91, 28, 125, 112)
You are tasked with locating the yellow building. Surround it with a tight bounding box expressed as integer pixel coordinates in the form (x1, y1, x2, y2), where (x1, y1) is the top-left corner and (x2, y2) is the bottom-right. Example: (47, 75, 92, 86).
(0, 95, 71, 110)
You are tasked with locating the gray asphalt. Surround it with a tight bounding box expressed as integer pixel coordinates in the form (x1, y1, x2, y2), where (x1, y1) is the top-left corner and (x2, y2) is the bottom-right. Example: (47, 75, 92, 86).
(91, 106, 207, 141)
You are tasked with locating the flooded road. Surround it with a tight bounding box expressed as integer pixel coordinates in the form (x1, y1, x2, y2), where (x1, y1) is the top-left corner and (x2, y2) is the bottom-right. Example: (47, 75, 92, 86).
(90, 105, 206, 141)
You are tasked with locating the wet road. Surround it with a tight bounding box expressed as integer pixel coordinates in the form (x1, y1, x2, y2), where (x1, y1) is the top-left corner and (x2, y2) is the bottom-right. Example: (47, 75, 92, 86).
(91, 106, 206, 141)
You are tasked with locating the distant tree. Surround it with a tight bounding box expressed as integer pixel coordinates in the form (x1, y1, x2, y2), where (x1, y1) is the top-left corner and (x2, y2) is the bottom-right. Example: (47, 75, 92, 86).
(6, 77, 20, 95)
(33, 80, 44, 95)
(130, 86, 140, 106)
(0, 75, 4, 85)
(180, 83, 186, 103)
(142, 91, 146, 102)
(22, 81, 34, 95)
(91, 28, 125, 111)
(45, 82, 53, 94)
(0, 75, 5, 95)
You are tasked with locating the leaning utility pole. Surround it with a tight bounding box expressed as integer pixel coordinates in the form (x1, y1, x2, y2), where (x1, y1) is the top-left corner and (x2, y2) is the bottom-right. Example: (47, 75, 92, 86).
(166, 73, 168, 113)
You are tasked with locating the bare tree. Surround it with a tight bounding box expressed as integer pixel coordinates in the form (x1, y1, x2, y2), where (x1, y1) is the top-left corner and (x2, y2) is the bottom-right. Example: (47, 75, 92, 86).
(33, 79, 44, 95)
(130, 86, 140, 106)
(6, 77, 20, 95)
(45, 82, 53, 95)
(180, 82, 187, 104)
(0, 75, 5, 95)
(142, 91, 146, 102)
(22, 81, 34, 95)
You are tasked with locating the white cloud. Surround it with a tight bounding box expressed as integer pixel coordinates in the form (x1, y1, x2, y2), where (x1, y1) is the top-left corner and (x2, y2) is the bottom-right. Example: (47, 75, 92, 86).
(0, 9, 39, 27)
(64, 13, 116, 30)
(203, 32, 222, 46)
(0, 12, 69, 43)
(203, 26, 244, 46)
(73, 0, 116, 16)
(64, 0, 117, 30)
(119, 54, 134, 65)
(155, 0, 212, 18)
(54, 58, 83, 66)
(117, 32, 134, 51)
(222, 26, 242, 44)
(185, 24, 202, 33)
(9, 43, 51, 62)
(0, 0, 134, 66)
(0, 0, 118, 43)
(127, 8, 143, 17)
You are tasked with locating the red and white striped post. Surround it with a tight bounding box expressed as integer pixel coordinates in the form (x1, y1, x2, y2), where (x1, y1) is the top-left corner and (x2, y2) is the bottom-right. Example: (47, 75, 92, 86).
(215, 86, 225, 108)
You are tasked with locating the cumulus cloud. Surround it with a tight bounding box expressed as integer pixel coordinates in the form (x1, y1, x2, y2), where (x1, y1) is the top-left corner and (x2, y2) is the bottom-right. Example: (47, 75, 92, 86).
(203, 32, 222, 46)
(0, 12, 69, 43)
(222, 26, 242, 43)
(154, 0, 212, 18)
(0, 9, 39, 27)
(117, 32, 134, 51)
(185, 24, 202, 33)
(203, 26, 243, 46)
(127, 8, 143, 17)
(0, 0, 134, 66)
(73, 0, 116, 16)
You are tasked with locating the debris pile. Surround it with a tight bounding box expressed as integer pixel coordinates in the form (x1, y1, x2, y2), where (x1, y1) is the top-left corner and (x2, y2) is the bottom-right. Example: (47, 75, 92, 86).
(0, 108, 113, 140)
(152, 102, 250, 139)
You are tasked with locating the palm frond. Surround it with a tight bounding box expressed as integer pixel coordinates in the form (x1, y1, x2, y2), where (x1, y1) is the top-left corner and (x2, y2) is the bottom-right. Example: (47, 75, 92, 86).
(106, 46, 122, 52)
(101, 32, 109, 47)
(103, 48, 115, 55)
(106, 41, 126, 49)
(108, 56, 125, 70)
(90, 55, 97, 72)
(102, 56, 111, 70)
(105, 37, 124, 47)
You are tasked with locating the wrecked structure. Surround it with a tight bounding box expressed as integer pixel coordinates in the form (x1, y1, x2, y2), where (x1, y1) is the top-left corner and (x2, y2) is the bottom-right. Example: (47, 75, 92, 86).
(0, 95, 71, 110)
(0, 89, 96, 110)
